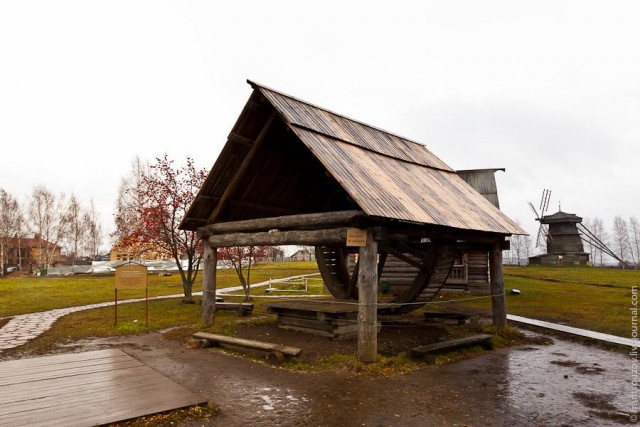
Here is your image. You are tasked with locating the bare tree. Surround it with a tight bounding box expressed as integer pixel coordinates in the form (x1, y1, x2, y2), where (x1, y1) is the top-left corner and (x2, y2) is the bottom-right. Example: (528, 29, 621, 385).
(523, 234, 531, 262)
(27, 185, 67, 269)
(63, 193, 86, 263)
(505, 220, 530, 266)
(112, 156, 149, 258)
(84, 199, 103, 259)
(0, 189, 22, 275)
(509, 235, 524, 265)
(612, 216, 631, 267)
(629, 216, 640, 269)
(591, 218, 608, 266)
(218, 246, 270, 301)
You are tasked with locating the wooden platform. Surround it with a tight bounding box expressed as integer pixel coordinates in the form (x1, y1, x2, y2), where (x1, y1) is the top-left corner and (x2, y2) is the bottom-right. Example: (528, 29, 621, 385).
(0, 349, 206, 427)
(264, 300, 384, 339)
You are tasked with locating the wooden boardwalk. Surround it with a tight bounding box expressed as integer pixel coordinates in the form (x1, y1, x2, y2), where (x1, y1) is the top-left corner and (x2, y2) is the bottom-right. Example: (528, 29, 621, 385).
(0, 349, 206, 427)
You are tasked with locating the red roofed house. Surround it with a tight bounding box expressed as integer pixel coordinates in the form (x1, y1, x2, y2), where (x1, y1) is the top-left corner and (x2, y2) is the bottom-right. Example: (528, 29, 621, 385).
(2, 235, 62, 273)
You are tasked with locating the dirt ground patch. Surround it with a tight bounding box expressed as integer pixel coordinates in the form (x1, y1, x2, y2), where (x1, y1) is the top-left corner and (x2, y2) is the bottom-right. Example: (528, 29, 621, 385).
(226, 315, 453, 364)
(1, 312, 634, 426)
(23, 319, 627, 426)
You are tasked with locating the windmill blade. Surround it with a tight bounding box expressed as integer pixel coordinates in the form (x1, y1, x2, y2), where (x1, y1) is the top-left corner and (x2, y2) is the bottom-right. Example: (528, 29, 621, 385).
(528, 201, 540, 219)
(541, 189, 551, 216)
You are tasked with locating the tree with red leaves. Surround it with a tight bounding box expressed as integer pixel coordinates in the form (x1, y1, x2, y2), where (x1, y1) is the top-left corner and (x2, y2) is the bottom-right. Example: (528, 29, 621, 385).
(114, 154, 207, 303)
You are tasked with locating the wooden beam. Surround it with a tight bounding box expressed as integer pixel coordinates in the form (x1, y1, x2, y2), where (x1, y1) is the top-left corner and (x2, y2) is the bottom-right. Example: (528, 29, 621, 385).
(196, 195, 301, 218)
(489, 240, 507, 328)
(198, 210, 364, 237)
(206, 228, 348, 247)
(378, 242, 423, 270)
(207, 110, 277, 224)
(228, 132, 255, 147)
(201, 242, 217, 326)
(357, 229, 378, 363)
(373, 221, 510, 243)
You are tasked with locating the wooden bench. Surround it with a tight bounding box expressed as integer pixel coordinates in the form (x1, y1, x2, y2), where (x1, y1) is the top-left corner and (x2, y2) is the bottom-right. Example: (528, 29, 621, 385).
(193, 332, 302, 364)
(423, 312, 471, 325)
(410, 334, 494, 364)
(214, 302, 254, 316)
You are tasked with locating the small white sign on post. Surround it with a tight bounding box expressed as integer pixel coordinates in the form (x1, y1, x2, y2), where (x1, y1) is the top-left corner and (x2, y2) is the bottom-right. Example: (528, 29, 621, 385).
(346, 228, 368, 247)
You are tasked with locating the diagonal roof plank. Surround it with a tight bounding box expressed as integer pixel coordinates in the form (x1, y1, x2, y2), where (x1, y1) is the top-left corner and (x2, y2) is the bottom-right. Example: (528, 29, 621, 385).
(181, 80, 525, 236)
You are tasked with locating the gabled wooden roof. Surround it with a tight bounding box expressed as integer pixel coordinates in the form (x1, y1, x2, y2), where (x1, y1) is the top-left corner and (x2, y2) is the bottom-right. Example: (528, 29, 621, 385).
(181, 81, 525, 236)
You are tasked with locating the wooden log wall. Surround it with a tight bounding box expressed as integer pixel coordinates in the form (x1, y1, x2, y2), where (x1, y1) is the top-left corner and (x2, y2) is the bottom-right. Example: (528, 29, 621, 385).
(465, 250, 491, 296)
(378, 251, 491, 296)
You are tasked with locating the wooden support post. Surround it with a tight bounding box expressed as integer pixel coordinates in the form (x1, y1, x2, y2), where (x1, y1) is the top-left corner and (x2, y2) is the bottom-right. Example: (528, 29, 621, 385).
(201, 242, 217, 326)
(489, 240, 507, 328)
(357, 229, 378, 362)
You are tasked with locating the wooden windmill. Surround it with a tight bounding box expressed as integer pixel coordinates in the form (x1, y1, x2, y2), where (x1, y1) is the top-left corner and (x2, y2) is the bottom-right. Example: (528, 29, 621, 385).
(528, 189, 590, 266)
(528, 190, 629, 267)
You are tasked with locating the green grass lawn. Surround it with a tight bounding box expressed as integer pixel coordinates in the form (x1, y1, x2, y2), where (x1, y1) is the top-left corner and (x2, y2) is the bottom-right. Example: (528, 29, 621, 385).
(2, 262, 638, 351)
(0, 261, 319, 317)
(438, 265, 639, 337)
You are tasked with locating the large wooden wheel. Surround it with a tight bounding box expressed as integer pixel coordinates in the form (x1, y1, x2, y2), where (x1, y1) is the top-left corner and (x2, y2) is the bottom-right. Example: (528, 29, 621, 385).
(315, 240, 457, 314)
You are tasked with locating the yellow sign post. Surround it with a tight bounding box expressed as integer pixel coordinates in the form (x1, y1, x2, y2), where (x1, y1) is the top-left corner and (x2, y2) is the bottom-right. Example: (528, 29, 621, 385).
(114, 263, 149, 326)
(346, 228, 368, 247)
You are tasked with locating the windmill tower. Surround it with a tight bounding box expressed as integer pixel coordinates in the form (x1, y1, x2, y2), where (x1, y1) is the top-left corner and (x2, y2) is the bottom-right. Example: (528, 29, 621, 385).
(528, 190, 590, 266)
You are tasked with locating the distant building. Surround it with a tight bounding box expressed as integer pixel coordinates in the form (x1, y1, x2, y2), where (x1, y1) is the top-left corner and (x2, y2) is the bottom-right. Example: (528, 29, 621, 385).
(290, 249, 313, 262)
(2, 235, 62, 272)
(255, 246, 285, 262)
(109, 241, 172, 262)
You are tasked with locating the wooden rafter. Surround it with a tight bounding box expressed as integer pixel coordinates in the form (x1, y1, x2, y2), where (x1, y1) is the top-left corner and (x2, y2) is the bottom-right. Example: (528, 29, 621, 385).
(207, 110, 278, 224)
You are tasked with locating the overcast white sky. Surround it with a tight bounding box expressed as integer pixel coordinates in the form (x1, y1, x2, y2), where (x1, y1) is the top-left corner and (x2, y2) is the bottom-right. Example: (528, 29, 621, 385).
(1, 1, 638, 253)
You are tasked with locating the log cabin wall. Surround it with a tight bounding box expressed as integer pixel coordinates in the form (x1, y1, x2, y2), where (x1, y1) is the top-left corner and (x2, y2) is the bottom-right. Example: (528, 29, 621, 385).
(378, 250, 490, 296)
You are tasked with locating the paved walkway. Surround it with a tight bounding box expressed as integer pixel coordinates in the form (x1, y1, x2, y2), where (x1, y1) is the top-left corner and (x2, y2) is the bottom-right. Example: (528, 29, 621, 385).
(0, 273, 323, 352)
(0, 279, 277, 352)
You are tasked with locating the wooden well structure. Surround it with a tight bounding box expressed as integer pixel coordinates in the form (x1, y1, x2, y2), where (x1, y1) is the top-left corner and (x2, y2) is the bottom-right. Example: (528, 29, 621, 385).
(180, 81, 525, 361)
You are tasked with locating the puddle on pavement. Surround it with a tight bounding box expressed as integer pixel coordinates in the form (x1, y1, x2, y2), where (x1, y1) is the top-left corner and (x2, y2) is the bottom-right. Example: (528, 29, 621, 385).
(504, 330, 633, 425)
(246, 386, 312, 424)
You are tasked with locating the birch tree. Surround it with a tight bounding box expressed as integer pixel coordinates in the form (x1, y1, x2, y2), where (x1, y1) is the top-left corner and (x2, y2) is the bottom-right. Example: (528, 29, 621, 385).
(27, 185, 67, 269)
(629, 216, 639, 269)
(112, 156, 149, 258)
(612, 216, 631, 266)
(84, 199, 103, 259)
(0, 189, 22, 275)
(63, 193, 86, 262)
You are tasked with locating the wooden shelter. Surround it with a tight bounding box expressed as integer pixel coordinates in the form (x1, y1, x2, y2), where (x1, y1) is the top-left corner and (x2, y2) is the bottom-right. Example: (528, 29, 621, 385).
(180, 81, 525, 361)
